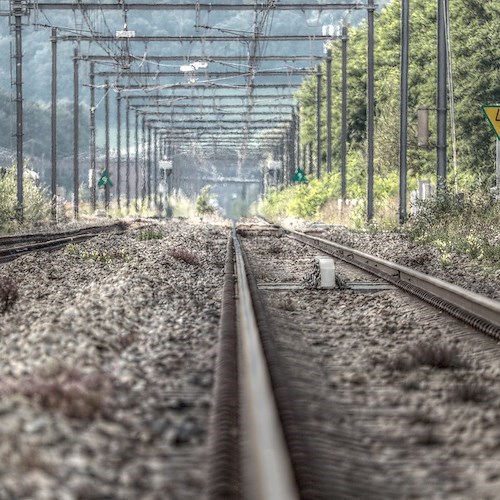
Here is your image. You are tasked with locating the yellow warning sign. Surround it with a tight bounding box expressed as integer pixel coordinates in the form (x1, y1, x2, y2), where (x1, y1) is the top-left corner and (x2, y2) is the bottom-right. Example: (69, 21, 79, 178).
(482, 105, 500, 140)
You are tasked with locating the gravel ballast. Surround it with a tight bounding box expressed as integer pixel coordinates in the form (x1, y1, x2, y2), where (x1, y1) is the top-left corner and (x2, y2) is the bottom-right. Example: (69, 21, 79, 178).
(0, 219, 228, 499)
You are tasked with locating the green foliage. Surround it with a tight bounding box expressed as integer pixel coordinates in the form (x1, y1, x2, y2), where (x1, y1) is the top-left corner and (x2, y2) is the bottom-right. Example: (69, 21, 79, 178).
(138, 227, 164, 241)
(406, 190, 500, 268)
(65, 244, 128, 263)
(297, 0, 500, 203)
(0, 165, 50, 229)
(196, 185, 217, 215)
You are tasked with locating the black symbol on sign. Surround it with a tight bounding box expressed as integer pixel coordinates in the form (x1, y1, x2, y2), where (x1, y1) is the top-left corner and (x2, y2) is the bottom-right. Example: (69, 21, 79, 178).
(496, 109, 500, 122)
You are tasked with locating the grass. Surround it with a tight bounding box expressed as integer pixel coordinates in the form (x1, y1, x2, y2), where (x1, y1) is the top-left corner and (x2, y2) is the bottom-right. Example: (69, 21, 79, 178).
(65, 244, 128, 262)
(0, 366, 111, 420)
(389, 341, 469, 371)
(450, 380, 490, 403)
(405, 189, 500, 269)
(138, 227, 164, 240)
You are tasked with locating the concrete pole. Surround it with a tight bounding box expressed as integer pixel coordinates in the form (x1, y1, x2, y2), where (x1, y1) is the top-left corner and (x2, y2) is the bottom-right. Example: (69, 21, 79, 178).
(296, 105, 301, 170)
(13, 1, 24, 221)
(367, 0, 375, 222)
(51, 27, 57, 221)
(104, 80, 110, 211)
(316, 64, 322, 179)
(341, 25, 348, 203)
(89, 62, 96, 213)
(437, 0, 448, 193)
(141, 115, 146, 206)
(126, 98, 130, 213)
(153, 128, 158, 208)
(73, 48, 79, 219)
(147, 125, 152, 208)
(399, 0, 409, 223)
(134, 110, 139, 212)
(116, 92, 122, 209)
(326, 49, 332, 174)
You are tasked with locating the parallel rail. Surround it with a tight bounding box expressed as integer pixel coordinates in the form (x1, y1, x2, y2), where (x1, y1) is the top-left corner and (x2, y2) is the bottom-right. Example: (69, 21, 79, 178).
(209, 228, 340, 500)
(0, 222, 127, 263)
(285, 228, 500, 340)
(208, 229, 298, 500)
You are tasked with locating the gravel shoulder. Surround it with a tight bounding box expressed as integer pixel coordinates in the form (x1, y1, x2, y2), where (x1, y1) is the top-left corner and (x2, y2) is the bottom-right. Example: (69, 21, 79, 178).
(0, 219, 229, 499)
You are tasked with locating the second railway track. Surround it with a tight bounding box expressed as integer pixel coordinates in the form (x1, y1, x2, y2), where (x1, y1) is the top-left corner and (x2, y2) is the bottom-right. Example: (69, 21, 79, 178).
(207, 219, 500, 499)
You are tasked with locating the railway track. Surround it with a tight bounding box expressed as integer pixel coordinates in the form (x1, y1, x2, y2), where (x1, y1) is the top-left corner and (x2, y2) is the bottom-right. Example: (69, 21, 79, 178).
(0, 222, 128, 263)
(207, 219, 500, 499)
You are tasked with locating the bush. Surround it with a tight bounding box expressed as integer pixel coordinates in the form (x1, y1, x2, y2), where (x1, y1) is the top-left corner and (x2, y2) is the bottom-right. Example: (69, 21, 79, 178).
(0, 165, 50, 229)
(196, 185, 217, 215)
(406, 189, 500, 268)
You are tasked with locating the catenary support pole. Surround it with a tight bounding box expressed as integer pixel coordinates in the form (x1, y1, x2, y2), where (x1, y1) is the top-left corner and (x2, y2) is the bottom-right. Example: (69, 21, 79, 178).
(326, 48, 332, 174)
(104, 80, 110, 211)
(296, 105, 301, 170)
(316, 64, 322, 179)
(437, 0, 448, 193)
(153, 128, 158, 208)
(73, 47, 79, 218)
(126, 98, 130, 212)
(14, 0, 23, 221)
(147, 125, 152, 207)
(290, 114, 296, 181)
(51, 27, 57, 220)
(367, 0, 375, 222)
(341, 24, 348, 203)
(134, 110, 139, 212)
(142, 115, 146, 206)
(399, 0, 409, 223)
(90, 62, 96, 212)
(116, 91, 122, 209)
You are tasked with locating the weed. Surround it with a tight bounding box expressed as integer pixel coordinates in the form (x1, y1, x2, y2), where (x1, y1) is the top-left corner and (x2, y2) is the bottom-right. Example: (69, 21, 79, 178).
(168, 248, 199, 266)
(138, 227, 164, 241)
(268, 242, 282, 254)
(275, 297, 296, 311)
(0, 276, 18, 313)
(390, 341, 468, 371)
(409, 342, 468, 369)
(65, 243, 79, 256)
(450, 380, 490, 403)
(409, 410, 436, 426)
(413, 427, 442, 446)
(0, 367, 110, 420)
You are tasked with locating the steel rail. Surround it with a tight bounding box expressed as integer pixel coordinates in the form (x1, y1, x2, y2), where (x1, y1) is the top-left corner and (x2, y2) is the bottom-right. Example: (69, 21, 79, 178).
(232, 229, 299, 500)
(285, 228, 500, 338)
(0, 222, 126, 247)
(0, 223, 127, 262)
